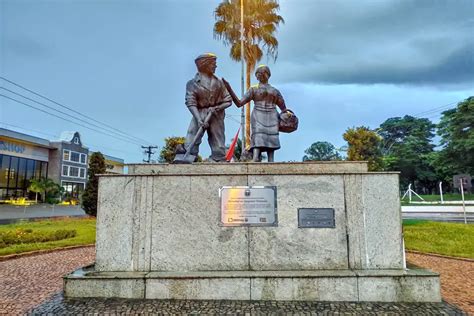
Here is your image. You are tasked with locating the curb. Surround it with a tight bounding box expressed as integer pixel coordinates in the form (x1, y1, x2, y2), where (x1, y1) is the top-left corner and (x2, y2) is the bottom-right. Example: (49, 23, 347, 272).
(0, 244, 95, 262)
(406, 250, 474, 262)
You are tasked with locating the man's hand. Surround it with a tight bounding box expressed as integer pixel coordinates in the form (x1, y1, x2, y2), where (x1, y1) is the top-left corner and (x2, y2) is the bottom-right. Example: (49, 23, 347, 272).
(199, 120, 209, 129)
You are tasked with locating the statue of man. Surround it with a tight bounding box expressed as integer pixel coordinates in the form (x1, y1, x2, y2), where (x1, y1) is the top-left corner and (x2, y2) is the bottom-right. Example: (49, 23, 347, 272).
(183, 53, 232, 162)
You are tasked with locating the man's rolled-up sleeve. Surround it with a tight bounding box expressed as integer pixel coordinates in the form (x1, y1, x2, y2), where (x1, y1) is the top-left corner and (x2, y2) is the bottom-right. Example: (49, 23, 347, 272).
(185, 81, 197, 108)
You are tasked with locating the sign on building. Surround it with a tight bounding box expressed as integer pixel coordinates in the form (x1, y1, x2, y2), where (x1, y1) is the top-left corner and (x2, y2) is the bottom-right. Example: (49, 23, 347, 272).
(453, 174, 472, 190)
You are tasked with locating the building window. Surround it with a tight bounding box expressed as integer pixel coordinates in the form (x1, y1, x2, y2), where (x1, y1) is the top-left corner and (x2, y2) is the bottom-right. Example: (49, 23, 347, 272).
(7, 157, 19, 189)
(41, 161, 48, 178)
(70, 152, 80, 163)
(69, 167, 79, 177)
(0, 154, 48, 200)
(62, 181, 85, 199)
(0, 155, 10, 188)
(62, 165, 86, 179)
(62, 165, 69, 176)
(63, 149, 87, 165)
(26, 159, 35, 181)
(73, 137, 79, 145)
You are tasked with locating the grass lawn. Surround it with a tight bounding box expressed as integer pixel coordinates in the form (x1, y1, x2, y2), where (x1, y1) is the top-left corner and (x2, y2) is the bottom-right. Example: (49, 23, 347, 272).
(0, 218, 96, 256)
(403, 219, 474, 259)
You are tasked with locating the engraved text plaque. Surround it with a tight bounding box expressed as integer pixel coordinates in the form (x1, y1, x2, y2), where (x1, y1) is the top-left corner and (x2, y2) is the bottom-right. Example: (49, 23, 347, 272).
(298, 208, 335, 228)
(220, 186, 277, 227)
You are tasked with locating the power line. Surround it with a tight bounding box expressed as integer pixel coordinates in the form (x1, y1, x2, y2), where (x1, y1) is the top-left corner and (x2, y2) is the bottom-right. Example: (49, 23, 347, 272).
(0, 121, 58, 139)
(413, 101, 457, 117)
(0, 121, 139, 156)
(0, 86, 145, 145)
(0, 93, 143, 146)
(225, 115, 241, 125)
(0, 76, 153, 145)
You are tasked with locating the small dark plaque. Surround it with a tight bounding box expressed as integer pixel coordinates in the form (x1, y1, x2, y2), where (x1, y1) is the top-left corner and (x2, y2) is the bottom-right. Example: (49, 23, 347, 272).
(298, 208, 335, 228)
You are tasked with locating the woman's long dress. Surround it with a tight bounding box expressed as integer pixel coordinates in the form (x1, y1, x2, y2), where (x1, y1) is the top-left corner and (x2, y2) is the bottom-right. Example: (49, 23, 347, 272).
(243, 83, 285, 151)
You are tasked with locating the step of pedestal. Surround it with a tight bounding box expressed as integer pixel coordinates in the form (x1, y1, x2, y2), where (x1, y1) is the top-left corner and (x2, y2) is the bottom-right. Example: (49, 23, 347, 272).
(64, 267, 441, 302)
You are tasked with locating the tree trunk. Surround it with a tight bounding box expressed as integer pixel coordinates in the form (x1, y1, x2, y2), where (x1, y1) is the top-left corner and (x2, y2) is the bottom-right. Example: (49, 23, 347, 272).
(35, 192, 38, 203)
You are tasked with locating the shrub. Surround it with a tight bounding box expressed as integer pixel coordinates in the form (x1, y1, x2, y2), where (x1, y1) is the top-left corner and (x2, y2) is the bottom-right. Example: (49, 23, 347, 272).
(82, 152, 106, 216)
(0, 228, 77, 247)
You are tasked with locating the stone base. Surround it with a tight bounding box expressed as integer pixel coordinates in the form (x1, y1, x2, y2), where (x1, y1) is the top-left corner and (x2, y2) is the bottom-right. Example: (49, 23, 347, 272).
(65, 266, 441, 302)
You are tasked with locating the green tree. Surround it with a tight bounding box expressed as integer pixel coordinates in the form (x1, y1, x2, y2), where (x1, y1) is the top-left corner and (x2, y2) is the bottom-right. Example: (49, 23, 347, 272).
(159, 137, 186, 163)
(43, 178, 63, 203)
(437, 97, 474, 176)
(214, 0, 284, 147)
(159, 137, 203, 163)
(343, 126, 383, 171)
(27, 178, 61, 203)
(234, 138, 242, 161)
(302, 141, 341, 161)
(377, 115, 436, 191)
(226, 138, 242, 161)
(82, 152, 106, 217)
(28, 178, 43, 203)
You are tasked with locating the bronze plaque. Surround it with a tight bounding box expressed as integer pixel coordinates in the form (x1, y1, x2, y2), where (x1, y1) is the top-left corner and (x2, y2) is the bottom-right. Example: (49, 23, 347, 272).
(219, 186, 277, 227)
(298, 208, 335, 228)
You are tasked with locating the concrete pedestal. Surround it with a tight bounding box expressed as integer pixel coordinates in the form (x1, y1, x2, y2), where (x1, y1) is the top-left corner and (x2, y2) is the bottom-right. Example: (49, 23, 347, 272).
(64, 162, 441, 302)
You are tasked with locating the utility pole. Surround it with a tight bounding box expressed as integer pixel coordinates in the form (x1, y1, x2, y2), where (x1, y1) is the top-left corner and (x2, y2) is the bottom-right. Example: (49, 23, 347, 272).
(142, 145, 158, 163)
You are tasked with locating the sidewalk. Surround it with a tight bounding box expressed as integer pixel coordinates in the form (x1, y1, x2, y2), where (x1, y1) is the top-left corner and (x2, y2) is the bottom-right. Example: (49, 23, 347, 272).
(0, 204, 86, 222)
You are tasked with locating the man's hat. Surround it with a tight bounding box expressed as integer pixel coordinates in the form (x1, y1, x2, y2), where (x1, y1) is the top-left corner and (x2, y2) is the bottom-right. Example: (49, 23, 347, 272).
(195, 53, 217, 63)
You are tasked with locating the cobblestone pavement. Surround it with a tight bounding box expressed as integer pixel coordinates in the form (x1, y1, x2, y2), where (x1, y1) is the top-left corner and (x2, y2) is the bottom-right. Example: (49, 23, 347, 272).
(0, 246, 95, 315)
(0, 246, 470, 315)
(407, 252, 474, 314)
(30, 294, 465, 315)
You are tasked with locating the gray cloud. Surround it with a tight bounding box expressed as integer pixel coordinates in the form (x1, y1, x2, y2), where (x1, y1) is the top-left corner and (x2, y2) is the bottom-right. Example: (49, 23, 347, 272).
(273, 0, 474, 86)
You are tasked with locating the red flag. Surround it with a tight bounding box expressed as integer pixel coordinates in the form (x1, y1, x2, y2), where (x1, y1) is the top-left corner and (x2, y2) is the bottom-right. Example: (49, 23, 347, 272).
(225, 127, 240, 162)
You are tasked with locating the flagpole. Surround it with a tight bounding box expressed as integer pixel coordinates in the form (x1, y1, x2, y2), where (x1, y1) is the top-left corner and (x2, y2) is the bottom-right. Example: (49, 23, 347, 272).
(240, 0, 245, 154)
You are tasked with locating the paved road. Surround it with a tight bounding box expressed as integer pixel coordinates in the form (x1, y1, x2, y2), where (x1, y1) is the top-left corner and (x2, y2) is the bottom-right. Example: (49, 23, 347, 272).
(0, 204, 86, 223)
(403, 205, 474, 212)
(403, 212, 474, 223)
(402, 205, 474, 223)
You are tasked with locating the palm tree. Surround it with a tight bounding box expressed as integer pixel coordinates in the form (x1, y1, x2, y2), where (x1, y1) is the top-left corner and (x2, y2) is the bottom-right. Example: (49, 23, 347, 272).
(214, 0, 284, 148)
(28, 178, 43, 203)
(42, 178, 62, 203)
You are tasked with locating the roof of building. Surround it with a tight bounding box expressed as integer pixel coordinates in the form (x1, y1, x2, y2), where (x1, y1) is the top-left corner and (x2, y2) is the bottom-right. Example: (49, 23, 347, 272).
(59, 131, 77, 142)
(0, 128, 55, 149)
(102, 154, 125, 164)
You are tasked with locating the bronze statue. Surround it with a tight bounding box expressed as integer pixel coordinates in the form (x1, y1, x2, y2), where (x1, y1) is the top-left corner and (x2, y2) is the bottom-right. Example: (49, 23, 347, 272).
(223, 65, 289, 162)
(174, 53, 232, 163)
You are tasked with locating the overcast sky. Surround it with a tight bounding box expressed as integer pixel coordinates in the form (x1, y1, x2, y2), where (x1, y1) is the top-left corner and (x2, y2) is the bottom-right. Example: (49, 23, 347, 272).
(1, 0, 473, 162)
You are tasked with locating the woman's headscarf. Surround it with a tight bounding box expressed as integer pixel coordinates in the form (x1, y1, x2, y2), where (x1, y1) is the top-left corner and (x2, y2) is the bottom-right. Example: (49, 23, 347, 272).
(255, 64, 271, 78)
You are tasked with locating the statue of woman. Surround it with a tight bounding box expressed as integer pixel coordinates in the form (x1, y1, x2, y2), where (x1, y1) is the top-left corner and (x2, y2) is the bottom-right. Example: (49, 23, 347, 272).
(223, 65, 288, 162)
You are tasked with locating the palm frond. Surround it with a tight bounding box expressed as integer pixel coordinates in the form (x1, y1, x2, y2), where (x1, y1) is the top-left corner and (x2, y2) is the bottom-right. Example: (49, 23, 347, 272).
(213, 0, 283, 65)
